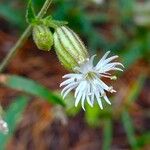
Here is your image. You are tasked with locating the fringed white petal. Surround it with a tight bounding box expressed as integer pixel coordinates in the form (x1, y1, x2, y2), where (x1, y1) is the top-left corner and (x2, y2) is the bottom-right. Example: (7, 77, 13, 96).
(60, 51, 123, 110)
(81, 91, 86, 110)
(95, 51, 110, 68)
(60, 78, 76, 87)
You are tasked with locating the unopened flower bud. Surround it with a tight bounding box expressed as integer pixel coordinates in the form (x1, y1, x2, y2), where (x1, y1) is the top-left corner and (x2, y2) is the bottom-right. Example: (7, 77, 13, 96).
(54, 26, 89, 70)
(32, 25, 53, 51)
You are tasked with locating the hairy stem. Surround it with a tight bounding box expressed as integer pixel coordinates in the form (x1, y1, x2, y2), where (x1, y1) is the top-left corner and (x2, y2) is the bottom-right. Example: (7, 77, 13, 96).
(0, 0, 52, 72)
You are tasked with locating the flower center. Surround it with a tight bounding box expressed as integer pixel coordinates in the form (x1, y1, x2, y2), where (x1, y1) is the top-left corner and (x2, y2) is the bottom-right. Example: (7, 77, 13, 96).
(85, 71, 96, 81)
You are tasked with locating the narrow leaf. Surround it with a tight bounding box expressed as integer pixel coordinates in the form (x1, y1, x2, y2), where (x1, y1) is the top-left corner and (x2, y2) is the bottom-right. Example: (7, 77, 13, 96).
(102, 119, 113, 150)
(126, 75, 146, 104)
(0, 75, 65, 106)
(26, 0, 35, 23)
(122, 110, 139, 150)
(0, 96, 29, 149)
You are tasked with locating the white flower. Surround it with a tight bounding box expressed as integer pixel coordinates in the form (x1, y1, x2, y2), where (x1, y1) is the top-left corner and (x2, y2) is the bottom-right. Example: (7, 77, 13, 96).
(0, 118, 8, 134)
(60, 51, 124, 110)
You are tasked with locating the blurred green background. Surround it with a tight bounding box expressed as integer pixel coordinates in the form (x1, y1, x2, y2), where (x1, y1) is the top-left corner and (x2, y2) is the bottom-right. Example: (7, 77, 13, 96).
(0, 0, 150, 149)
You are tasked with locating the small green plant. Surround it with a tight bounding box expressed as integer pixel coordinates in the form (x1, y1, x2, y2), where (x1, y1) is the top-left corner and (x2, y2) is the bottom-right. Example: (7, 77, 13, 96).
(0, 0, 123, 112)
(0, 0, 149, 149)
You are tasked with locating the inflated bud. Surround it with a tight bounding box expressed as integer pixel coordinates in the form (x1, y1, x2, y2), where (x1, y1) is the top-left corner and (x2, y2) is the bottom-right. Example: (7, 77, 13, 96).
(32, 25, 53, 51)
(54, 26, 89, 70)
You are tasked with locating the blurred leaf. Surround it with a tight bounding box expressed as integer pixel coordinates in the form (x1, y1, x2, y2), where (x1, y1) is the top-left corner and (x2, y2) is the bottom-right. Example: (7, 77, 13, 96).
(65, 96, 81, 117)
(54, 91, 81, 117)
(0, 96, 29, 149)
(88, 13, 109, 24)
(102, 119, 113, 150)
(85, 102, 112, 127)
(122, 110, 139, 150)
(85, 103, 101, 127)
(32, 0, 44, 9)
(42, 16, 68, 28)
(0, 3, 25, 28)
(121, 40, 142, 68)
(0, 75, 65, 106)
(26, 0, 35, 23)
(119, 0, 134, 21)
(126, 75, 146, 104)
(137, 132, 150, 148)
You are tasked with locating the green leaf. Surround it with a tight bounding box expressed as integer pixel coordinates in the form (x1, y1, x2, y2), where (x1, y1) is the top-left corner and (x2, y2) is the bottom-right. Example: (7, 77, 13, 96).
(26, 0, 35, 23)
(54, 91, 81, 117)
(0, 96, 29, 149)
(126, 75, 146, 104)
(42, 17, 68, 29)
(137, 132, 150, 148)
(0, 4, 25, 28)
(0, 75, 65, 106)
(44, 15, 53, 20)
(122, 110, 139, 150)
(119, 0, 135, 21)
(65, 94, 81, 117)
(85, 102, 112, 127)
(102, 119, 113, 150)
(85, 103, 101, 127)
(121, 40, 142, 68)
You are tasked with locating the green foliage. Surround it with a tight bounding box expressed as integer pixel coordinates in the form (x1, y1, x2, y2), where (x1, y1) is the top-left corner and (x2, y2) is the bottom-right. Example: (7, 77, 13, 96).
(119, 0, 134, 21)
(42, 15, 67, 26)
(0, 3, 25, 28)
(1, 75, 65, 106)
(122, 110, 139, 150)
(102, 119, 113, 150)
(0, 0, 149, 149)
(126, 75, 146, 104)
(0, 96, 29, 149)
(121, 41, 142, 68)
(54, 91, 81, 117)
(85, 101, 112, 127)
(85, 103, 102, 127)
(0, 0, 149, 64)
(26, 0, 35, 24)
(137, 132, 150, 148)
(65, 97, 81, 117)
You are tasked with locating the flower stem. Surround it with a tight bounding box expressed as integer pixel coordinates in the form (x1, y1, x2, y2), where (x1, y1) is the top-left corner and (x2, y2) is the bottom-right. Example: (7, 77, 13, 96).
(0, 0, 52, 72)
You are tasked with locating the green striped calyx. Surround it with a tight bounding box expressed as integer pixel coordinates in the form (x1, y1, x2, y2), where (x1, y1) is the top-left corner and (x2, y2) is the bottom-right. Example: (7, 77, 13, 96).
(32, 25, 53, 51)
(54, 26, 89, 71)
